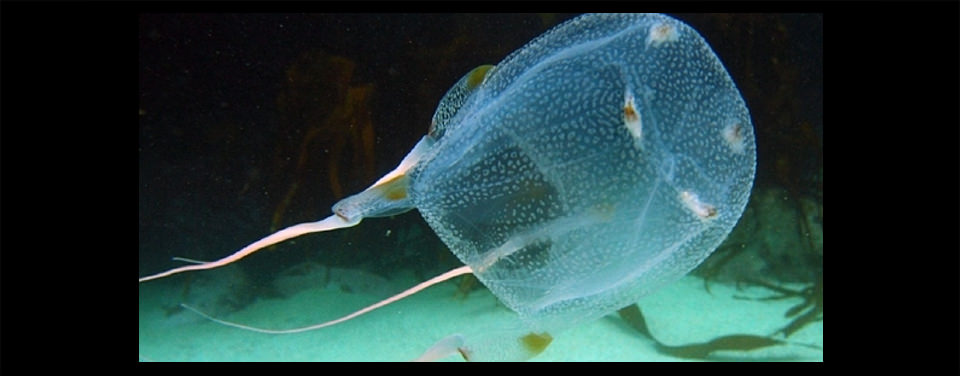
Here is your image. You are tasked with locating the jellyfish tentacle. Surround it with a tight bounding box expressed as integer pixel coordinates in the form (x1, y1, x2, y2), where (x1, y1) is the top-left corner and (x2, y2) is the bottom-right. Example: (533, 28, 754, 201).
(181, 265, 473, 334)
(138, 215, 360, 283)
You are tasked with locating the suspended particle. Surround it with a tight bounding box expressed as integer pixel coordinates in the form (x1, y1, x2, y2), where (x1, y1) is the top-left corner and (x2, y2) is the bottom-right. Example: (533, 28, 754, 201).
(680, 190, 717, 220)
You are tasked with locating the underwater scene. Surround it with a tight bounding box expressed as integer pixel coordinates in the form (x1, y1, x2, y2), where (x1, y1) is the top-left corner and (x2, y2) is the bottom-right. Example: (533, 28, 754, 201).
(139, 14, 822, 362)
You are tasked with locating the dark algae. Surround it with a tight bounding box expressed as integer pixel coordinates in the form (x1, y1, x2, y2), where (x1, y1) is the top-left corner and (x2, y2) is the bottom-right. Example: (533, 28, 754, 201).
(617, 303, 821, 360)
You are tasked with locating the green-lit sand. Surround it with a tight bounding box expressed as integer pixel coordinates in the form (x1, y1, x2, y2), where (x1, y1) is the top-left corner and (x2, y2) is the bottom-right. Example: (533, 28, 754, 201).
(138, 270, 822, 362)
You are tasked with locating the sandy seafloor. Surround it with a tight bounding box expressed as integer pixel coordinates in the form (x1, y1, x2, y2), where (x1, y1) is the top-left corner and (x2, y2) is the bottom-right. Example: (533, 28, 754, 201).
(138, 268, 822, 362)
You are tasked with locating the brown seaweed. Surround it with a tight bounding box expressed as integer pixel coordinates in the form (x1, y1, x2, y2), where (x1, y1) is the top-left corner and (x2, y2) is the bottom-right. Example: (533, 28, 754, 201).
(616, 304, 653, 339)
(616, 303, 821, 360)
(733, 273, 823, 337)
(777, 273, 822, 337)
(656, 335, 787, 360)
